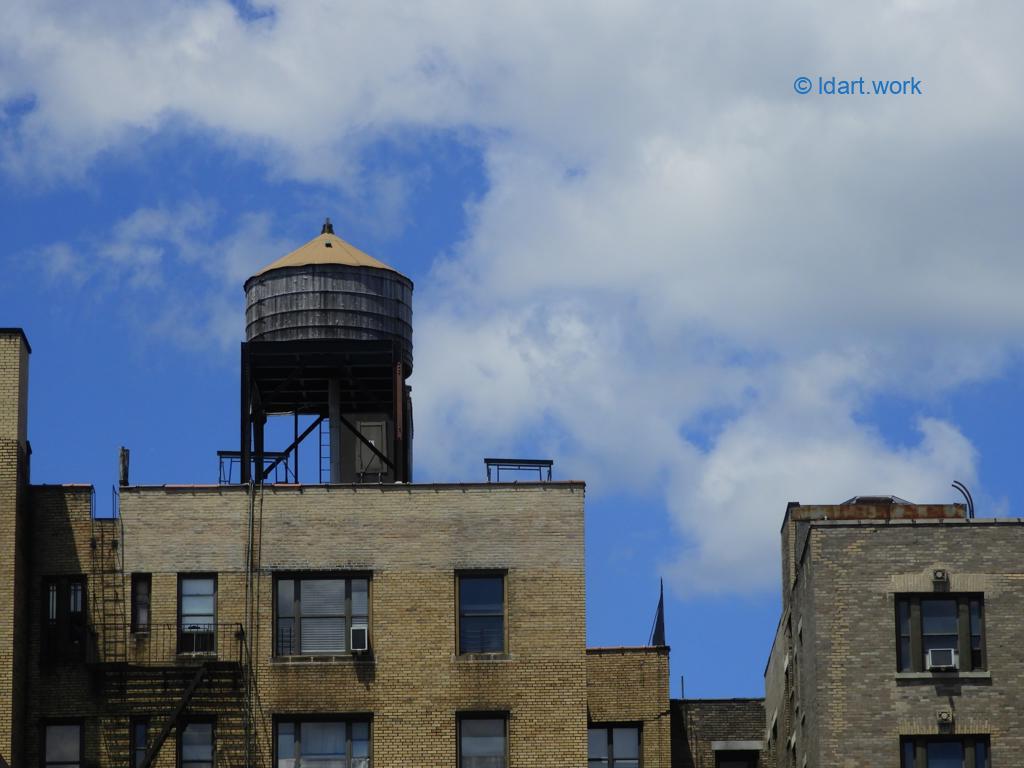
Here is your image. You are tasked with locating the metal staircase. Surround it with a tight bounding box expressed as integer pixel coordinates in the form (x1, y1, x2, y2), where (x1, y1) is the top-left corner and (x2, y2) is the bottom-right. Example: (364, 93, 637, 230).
(88, 492, 256, 767)
(90, 489, 128, 665)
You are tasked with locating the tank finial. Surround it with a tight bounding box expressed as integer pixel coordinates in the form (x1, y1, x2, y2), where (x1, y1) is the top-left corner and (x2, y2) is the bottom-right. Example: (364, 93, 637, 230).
(321, 217, 334, 235)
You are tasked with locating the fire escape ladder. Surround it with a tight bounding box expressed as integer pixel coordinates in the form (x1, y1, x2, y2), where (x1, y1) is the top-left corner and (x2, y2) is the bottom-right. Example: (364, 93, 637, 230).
(90, 499, 127, 664)
(137, 664, 208, 768)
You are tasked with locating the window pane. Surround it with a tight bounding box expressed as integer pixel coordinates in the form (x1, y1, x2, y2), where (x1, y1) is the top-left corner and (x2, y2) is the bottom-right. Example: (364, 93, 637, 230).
(182, 578, 215, 596)
(899, 637, 912, 671)
(301, 617, 346, 653)
(970, 598, 984, 668)
(69, 583, 83, 613)
(301, 722, 346, 768)
(132, 722, 149, 768)
(352, 579, 369, 617)
(901, 739, 915, 768)
(134, 577, 150, 629)
(48, 584, 57, 622)
(588, 729, 608, 759)
(460, 578, 503, 614)
(461, 718, 506, 758)
(970, 599, 983, 635)
(921, 599, 957, 635)
(277, 617, 296, 655)
(612, 728, 639, 759)
(897, 600, 912, 671)
(352, 721, 370, 758)
(976, 740, 989, 768)
(926, 741, 962, 768)
(181, 595, 215, 618)
(181, 578, 215, 636)
(45, 725, 80, 763)
(278, 579, 294, 616)
(181, 723, 213, 760)
(460, 616, 504, 653)
(301, 580, 345, 616)
(276, 722, 295, 768)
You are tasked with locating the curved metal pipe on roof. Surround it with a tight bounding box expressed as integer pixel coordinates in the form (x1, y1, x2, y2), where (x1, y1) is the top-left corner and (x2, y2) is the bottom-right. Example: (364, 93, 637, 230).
(952, 480, 975, 518)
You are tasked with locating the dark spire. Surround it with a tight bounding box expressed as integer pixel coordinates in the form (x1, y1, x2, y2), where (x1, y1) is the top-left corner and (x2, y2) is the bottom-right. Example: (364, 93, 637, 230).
(649, 578, 666, 646)
(321, 217, 334, 235)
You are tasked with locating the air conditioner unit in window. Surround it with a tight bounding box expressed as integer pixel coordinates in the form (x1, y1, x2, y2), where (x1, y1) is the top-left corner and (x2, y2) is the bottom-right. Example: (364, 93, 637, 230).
(350, 623, 369, 653)
(927, 648, 958, 670)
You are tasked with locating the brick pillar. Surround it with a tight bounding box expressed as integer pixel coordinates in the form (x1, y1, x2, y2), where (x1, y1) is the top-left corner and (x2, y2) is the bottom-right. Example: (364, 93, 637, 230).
(0, 329, 30, 766)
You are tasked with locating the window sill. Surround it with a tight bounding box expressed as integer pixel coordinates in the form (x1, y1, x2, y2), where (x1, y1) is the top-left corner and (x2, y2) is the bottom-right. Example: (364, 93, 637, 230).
(895, 670, 991, 681)
(272, 654, 375, 665)
(455, 652, 513, 662)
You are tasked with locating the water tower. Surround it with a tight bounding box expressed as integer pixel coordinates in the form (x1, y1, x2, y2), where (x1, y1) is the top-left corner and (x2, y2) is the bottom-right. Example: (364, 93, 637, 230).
(238, 219, 413, 484)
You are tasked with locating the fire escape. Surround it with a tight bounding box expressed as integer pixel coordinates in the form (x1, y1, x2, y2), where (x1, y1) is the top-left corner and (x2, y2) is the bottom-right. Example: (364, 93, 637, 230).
(88, 495, 255, 767)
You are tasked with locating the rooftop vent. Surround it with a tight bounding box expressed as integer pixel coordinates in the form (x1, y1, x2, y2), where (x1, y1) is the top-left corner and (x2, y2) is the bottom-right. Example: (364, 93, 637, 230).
(839, 495, 912, 505)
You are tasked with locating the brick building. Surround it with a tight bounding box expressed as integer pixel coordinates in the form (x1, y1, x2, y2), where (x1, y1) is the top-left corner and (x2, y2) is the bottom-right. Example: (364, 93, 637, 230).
(765, 499, 1014, 767)
(0, 225, 701, 768)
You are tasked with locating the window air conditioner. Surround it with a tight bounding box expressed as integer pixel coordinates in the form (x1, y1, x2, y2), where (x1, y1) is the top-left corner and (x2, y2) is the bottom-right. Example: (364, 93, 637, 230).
(350, 623, 369, 653)
(927, 648, 958, 670)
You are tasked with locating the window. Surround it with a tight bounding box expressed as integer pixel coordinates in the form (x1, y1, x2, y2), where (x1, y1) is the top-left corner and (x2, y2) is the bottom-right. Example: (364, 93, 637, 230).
(131, 719, 149, 768)
(900, 736, 989, 767)
(275, 575, 369, 656)
(179, 722, 214, 768)
(458, 573, 505, 654)
(459, 715, 507, 768)
(179, 576, 216, 654)
(44, 723, 82, 768)
(717, 753, 758, 768)
(42, 576, 87, 662)
(132, 574, 151, 633)
(275, 719, 371, 768)
(588, 726, 640, 768)
(896, 595, 986, 672)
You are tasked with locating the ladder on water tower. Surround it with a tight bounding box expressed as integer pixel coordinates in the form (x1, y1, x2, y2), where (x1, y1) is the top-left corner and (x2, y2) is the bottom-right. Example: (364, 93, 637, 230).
(319, 418, 331, 484)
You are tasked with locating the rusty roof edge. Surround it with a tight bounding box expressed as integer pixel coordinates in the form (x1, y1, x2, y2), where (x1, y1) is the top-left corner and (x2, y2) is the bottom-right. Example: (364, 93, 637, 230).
(119, 480, 586, 493)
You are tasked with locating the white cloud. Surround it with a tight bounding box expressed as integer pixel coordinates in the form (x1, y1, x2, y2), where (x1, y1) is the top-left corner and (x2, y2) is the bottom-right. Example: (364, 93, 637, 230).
(33, 202, 291, 348)
(7, 0, 1023, 592)
(667, 360, 978, 593)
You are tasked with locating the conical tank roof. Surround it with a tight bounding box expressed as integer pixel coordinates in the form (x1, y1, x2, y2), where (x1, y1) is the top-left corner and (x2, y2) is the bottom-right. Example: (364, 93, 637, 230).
(249, 218, 402, 278)
(243, 219, 413, 374)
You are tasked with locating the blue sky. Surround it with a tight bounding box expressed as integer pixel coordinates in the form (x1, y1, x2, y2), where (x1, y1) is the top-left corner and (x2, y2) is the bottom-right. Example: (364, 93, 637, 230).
(2, 1, 1023, 698)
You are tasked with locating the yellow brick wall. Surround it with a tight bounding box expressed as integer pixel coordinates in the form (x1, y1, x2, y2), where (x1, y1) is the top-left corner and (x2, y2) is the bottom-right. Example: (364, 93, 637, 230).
(0, 330, 30, 766)
(586, 648, 671, 768)
(25, 482, 591, 768)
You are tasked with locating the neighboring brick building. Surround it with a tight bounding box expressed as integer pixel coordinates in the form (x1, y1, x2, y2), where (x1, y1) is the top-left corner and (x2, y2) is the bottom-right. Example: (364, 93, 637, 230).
(765, 499, 1016, 767)
(672, 699, 764, 768)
